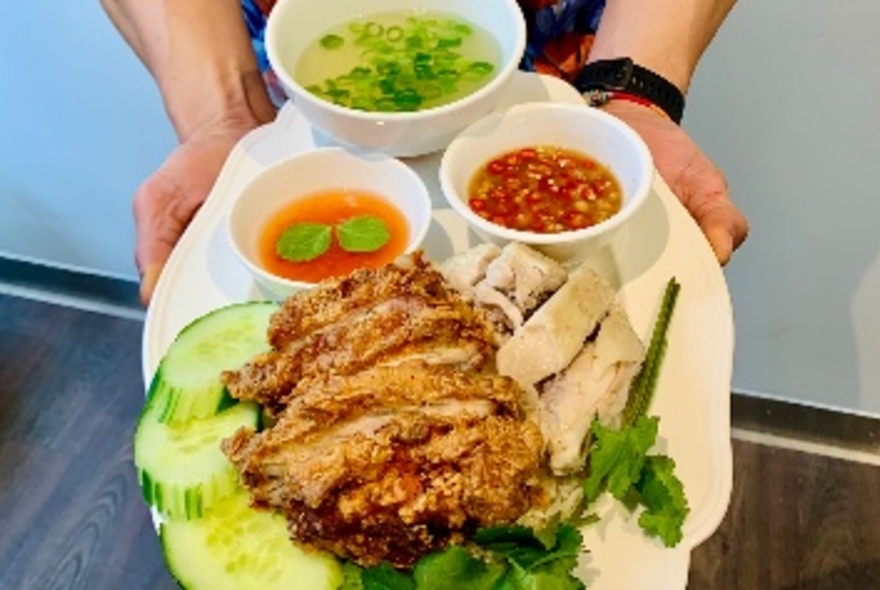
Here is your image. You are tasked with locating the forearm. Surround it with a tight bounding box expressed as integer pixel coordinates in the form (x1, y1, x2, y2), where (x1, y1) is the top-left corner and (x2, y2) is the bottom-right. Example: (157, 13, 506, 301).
(100, 0, 275, 141)
(589, 0, 736, 93)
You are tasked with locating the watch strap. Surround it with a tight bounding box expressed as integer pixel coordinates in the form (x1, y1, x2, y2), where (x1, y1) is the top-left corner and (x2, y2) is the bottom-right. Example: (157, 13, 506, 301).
(573, 58, 686, 124)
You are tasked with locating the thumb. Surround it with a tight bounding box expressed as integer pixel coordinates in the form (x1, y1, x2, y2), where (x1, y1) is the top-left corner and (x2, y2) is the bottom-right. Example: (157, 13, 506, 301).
(704, 222, 734, 265)
(136, 232, 175, 306)
(139, 262, 165, 307)
(690, 200, 745, 266)
(133, 184, 187, 307)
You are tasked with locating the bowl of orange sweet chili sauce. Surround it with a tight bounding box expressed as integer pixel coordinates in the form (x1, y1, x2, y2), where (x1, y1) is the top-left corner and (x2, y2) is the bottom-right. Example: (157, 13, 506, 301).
(228, 147, 432, 300)
(439, 102, 653, 266)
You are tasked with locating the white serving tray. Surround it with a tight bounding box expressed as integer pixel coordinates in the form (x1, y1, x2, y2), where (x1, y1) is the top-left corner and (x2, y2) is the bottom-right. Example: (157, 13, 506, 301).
(142, 72, 733, 590)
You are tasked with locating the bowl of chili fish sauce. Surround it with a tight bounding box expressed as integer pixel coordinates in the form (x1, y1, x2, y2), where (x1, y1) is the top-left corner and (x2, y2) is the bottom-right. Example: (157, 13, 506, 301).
(468, 146, 623, 233)
(265, 0, 526, 157)
(227, 147, 432, 301)
(439, 102, 653, 266)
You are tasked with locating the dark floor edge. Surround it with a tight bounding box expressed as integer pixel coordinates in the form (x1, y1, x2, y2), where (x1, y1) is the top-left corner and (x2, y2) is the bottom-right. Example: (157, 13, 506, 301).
(731, 392, 880, 455)
(0, 256, 142, 312)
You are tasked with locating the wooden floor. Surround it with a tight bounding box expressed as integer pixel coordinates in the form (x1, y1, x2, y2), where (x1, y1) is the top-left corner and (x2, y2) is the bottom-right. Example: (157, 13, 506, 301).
(2, 292, 879, 590)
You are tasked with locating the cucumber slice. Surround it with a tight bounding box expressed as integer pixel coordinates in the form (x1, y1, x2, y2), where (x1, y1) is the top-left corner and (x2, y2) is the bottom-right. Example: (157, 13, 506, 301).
(149, 301, 278, 424)
(161, 490, 343, 590)
(135, 400, 259, 521)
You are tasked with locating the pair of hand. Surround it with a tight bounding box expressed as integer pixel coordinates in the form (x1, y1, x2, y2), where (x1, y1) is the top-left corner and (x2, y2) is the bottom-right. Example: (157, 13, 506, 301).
(133, 104, 748, 306)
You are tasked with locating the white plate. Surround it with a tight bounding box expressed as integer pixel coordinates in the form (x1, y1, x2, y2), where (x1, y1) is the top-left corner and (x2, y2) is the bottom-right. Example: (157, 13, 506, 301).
(142, 71, 733, 590)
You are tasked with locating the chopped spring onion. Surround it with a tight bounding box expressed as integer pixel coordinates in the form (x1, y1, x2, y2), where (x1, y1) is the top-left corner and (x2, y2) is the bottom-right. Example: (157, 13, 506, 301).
(303, 14, 497, 112)
(319, 34, 344, 50)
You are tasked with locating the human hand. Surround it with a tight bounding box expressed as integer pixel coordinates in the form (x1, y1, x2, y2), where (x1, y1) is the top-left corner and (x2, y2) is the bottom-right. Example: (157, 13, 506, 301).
(600, 101, 749, 264)
(133, 118, 266, 305)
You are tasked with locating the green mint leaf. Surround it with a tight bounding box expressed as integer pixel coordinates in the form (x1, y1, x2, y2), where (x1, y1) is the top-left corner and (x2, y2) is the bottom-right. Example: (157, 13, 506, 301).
(275, 222, 331, 262)
(337, 215, 391, 253)
(320, 34, 345, 49)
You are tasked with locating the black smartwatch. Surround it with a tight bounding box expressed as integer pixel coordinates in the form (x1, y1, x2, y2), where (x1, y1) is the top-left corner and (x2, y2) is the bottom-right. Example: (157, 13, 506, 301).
(573, 58, 686, 124)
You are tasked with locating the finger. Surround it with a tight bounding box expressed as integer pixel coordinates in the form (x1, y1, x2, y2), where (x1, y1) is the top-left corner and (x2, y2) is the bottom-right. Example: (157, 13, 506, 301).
(139, 263, 163, 307)
(133, 179, 185, 307)
(135, 230, 174, 306)
(704, 223, 734, 265)
(693, 203, 749, 265)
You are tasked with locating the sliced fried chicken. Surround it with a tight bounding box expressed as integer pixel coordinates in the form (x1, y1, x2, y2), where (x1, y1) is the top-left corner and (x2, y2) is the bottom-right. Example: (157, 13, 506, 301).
(267, 252, 452, 349)
(221, 254, 498, 414)
(222, 361, 544, 567)
(223, 296, 496, 414)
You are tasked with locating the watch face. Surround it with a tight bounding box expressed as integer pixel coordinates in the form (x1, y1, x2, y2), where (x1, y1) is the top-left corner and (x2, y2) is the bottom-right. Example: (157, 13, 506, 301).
(583, 89, 610, 108)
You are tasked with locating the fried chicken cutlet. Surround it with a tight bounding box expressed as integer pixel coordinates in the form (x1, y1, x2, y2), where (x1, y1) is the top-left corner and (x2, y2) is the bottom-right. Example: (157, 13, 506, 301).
(220, 253, 545, 567)
(222, 361, 544, 567)
(222, 253, 497, 415)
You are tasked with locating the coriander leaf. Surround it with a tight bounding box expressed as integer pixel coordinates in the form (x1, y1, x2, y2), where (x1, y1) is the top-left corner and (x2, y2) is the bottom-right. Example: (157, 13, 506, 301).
(413, 546, 507, 590)
(360, 562, 415, 590)
(337, 215, 391, 253)
(635, 455, 690, 547)
(339, 567, 364, 590)
(476, 523, 583, 574)
(496, 560, 584, 590)
(338, 562, 365, 590)
(474, 525, 553, 569)
(583, 416, 658, 503)
(526, 526, 582, 572)
(275, 222, 332, 262)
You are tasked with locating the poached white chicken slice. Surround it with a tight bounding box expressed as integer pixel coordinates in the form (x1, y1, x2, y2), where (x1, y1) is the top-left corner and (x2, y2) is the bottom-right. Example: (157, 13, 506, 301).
(443, 243, 646, 478)
(222, 245, 647, 570)
(539, 304, 645, 474)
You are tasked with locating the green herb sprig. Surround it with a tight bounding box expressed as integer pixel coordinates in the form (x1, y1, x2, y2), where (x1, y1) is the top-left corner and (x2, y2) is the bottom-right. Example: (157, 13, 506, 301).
(582, 277, 689, 547)
(275, 215, 391, 263)
(340, 524, 585, 590)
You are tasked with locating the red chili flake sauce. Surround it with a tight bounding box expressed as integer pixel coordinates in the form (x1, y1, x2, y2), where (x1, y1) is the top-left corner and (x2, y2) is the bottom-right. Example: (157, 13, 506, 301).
(467, 146, 623, 233)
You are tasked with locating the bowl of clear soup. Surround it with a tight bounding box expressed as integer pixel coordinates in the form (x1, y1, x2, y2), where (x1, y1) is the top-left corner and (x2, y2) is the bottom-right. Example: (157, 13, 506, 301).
(265, 0, 527, 157)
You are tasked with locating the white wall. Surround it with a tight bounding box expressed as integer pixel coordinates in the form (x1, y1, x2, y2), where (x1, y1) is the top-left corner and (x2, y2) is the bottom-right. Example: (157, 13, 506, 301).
(686, 0, 880, 414)
(0, 2, 175, 280)
(3, 1, 879, 415)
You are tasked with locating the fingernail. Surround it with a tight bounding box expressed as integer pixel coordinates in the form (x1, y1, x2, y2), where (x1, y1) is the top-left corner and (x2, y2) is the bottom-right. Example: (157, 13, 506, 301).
(710, 231, 733, 265)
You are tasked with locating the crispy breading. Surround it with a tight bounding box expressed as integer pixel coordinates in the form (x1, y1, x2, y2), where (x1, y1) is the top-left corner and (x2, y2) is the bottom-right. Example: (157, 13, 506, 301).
(277, 361, 526, 436)
(223, 297, 496, 414)
(267, 252, 451, 349)
(223, 405, 544, 567)
(220, 253, 545, 567)
(221, 255, 498, 414)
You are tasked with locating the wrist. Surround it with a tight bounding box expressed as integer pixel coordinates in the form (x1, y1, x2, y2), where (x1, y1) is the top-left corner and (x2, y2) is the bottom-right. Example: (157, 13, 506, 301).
(596, 97, 667, 121)
(162, 67, 276, 143)
(591, 90, 673, 122)
(575, 58, 685, 124)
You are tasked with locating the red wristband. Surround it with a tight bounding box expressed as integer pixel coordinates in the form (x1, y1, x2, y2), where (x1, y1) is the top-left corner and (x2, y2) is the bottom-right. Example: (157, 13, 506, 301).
(585, 89, 672, 121)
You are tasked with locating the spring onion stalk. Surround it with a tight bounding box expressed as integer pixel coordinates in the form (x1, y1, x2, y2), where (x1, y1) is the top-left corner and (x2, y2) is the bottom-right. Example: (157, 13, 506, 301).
(622, 277, 681, 425)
